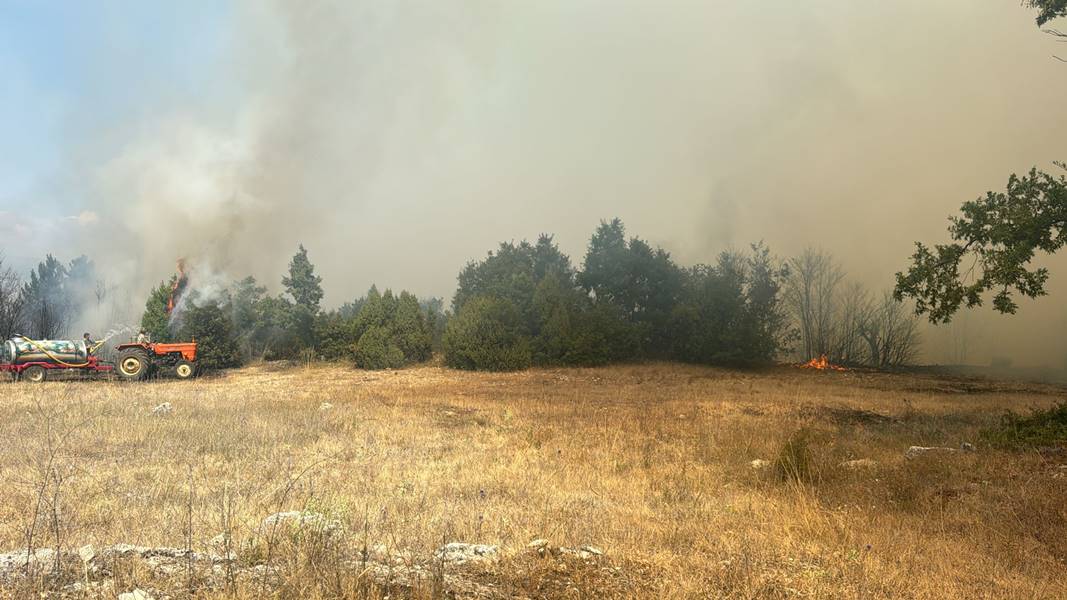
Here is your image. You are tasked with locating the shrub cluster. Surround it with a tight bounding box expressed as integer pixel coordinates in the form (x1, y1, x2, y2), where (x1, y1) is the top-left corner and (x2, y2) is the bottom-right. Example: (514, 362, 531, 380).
(318, 287, 433, 369)
(980, 403, 1067, 449)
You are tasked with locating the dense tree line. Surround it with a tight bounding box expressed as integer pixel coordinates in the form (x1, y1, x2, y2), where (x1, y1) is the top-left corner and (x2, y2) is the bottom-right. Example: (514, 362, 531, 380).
(4, 220, 924, 374)
(127, 219, 796, 373)
(443, 219, 793, 370)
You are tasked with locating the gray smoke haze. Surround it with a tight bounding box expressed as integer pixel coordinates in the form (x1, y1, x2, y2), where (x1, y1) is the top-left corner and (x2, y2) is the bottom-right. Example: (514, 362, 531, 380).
(43, 1, 1067, 366)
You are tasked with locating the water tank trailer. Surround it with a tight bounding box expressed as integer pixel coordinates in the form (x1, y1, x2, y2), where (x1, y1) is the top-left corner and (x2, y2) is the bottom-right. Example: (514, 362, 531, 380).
(1, 336, 198, 382)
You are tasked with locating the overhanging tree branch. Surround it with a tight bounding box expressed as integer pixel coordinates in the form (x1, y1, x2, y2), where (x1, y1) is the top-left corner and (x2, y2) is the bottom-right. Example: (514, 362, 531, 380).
(895, 167, 1067, 323)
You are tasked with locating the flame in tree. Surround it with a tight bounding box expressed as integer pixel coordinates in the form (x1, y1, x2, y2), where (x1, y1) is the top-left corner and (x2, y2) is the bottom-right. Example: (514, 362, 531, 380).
(166, 258, 188, 316)
(799, 354, 848, 371)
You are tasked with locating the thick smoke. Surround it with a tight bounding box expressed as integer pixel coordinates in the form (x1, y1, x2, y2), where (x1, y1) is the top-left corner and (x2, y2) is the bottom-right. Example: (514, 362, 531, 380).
(42, 1, 1067, 366)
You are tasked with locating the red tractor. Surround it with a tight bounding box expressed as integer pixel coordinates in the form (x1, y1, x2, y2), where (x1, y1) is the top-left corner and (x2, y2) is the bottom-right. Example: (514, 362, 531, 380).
(114, 341, 198, 381)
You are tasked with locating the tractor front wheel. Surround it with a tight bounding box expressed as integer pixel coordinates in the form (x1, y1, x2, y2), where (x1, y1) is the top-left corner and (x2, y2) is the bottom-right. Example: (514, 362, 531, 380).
(24, 366, 46, 383)
(174, 360, 197, 380)
(117, 349, 150, 381)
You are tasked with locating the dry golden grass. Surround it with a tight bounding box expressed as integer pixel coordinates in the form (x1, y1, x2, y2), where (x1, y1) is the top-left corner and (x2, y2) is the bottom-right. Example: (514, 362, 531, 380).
(1, 362, 1065, 598)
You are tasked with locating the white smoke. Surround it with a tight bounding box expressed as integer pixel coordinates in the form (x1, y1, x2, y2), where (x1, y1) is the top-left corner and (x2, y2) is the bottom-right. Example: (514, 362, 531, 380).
(166, 258, 239, 331)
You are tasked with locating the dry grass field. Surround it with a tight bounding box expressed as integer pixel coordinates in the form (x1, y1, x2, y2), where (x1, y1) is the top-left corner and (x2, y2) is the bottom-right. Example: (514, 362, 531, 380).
(0, 362, 1065, 598)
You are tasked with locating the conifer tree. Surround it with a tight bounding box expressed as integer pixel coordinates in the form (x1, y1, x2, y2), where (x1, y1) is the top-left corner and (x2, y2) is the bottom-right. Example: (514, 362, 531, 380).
(282, 244, 324, 312)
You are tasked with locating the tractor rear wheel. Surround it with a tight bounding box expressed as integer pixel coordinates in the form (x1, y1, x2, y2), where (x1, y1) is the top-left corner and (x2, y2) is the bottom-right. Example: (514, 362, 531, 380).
(117, 348, 150, 381)
(24, 366, 46, 383)
(174, 360, 196, 380)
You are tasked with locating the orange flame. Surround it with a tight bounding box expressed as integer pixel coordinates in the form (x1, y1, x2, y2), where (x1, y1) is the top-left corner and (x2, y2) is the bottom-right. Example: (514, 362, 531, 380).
(799, 354, 848, 371)
(166, 258, 188, 315)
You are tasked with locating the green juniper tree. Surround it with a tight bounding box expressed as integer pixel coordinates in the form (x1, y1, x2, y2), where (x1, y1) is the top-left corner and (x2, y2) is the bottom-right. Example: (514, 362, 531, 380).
(281, 245, 323, 349)
(140, 279, 175, 342)
(314, 285, 433, 369)
(443, 296, 531, 371)
(577, 219, 682, 358)
(231, 276, 267, 360)
(282, 244, 324, 313)
(180, 299, 241, 370)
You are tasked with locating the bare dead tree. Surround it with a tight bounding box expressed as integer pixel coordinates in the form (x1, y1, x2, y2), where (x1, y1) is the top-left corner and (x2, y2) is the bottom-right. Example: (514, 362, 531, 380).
(0, 257, 25, 340)
(784, 249, 844, 360)
(835, 282, 871, 365)
(784, 249, 922, 368)
(858, 291, 921, 369)
(942, 309, 980, 364)
(1046, 28, 1067, 62)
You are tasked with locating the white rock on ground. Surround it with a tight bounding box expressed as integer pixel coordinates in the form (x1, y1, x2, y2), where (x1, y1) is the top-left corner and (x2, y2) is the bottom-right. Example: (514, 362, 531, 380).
(319, 402, 334, 411)
(905, 446, 957, 460)
(434, 543, 499, 564)
(574, 546, 604, 560)
(527, 539, 551, 553)
(750, 459, 770, 469)
(151, 402, 173, 416)
(78, 544, 95, 564)
(0, 541, 518, 598)
(0, 548, 57, 572)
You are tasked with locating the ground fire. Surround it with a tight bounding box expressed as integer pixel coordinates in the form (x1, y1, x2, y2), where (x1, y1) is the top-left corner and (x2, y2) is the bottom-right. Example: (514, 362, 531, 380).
(799, 354, 848, 371)
(166, 258, 188, 315)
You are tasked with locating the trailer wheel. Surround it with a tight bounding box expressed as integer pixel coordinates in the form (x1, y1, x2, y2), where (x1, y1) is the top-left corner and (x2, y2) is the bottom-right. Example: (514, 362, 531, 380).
(117, 348, 150, 381)
(174, 360, 196, 380)
(24, 366, 46, 383)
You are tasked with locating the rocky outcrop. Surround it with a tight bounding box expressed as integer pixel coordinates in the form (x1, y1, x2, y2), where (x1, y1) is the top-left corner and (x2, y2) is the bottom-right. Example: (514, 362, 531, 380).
(0, 517, 612, 598)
